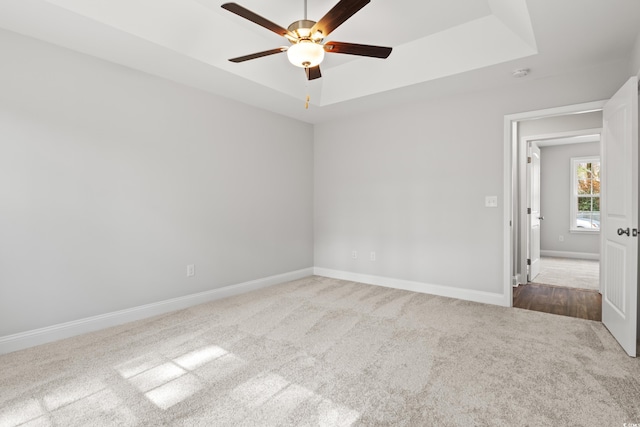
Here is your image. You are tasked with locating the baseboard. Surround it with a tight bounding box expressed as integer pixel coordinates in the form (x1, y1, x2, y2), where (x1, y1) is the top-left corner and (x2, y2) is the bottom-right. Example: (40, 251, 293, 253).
(313, 267, 507, 307)
(0, 267, 314, 355)
(540, 250, 600, 260)
(513, 274, 525, 287)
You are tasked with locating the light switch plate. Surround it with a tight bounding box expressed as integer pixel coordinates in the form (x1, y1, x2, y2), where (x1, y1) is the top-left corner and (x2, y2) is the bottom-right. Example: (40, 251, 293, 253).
(485, 196, 498, 208)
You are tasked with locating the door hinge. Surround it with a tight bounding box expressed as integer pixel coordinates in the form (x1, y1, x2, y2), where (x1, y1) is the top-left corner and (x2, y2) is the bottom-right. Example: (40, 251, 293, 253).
(527, 258, 531, 266)
(527, 156, 532, 164)
(527, 208, 531, 214)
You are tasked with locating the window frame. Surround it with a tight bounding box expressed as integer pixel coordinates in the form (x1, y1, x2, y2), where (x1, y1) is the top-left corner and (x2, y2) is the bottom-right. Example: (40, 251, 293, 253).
(570, 156, 600, 233)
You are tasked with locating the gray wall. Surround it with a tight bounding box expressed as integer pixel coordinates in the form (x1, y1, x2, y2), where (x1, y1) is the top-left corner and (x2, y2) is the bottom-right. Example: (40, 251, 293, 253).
(314, 63, 628, 295)
(539, 142, 601, 255)
(0, 30, 314, 337)
(631, 31, 640, 77)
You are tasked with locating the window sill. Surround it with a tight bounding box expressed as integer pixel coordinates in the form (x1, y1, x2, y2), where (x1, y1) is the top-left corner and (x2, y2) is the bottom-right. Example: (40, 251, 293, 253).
(569, 229, 600, 235)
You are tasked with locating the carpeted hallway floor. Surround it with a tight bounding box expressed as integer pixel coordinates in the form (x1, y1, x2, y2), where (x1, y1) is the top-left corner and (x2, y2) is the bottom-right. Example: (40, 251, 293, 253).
(533, 257, 600, 291)
(1, 276, 639, 426)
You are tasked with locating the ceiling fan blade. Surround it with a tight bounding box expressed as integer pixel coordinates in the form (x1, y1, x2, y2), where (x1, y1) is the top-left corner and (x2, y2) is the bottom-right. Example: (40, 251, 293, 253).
(229, 48, 286, 63)
(324, 41, 392, 58)
(305, 65, 322, 80)
(310, 0, 370, 38)
(221, 3, 294, 39)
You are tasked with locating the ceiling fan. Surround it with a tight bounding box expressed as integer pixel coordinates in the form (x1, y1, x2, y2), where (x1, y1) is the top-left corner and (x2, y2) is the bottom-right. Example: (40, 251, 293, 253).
(221, 0, 392, 80)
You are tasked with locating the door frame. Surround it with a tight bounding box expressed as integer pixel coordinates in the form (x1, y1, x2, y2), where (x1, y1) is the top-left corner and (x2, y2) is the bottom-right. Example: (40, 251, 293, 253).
(503, 100, 607, 307)
(527, 140, 542, 282)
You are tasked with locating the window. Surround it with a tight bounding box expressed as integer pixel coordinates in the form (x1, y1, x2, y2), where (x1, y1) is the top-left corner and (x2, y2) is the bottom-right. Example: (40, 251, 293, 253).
(571, 157, 600, 231)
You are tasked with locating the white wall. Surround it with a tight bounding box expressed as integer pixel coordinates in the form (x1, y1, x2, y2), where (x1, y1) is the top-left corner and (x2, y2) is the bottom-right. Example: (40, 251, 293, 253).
(314, 61, 629, 298)
(519, 111, 603, 138)
(539, 142, 600, 256)
(0, 30, 314, 337)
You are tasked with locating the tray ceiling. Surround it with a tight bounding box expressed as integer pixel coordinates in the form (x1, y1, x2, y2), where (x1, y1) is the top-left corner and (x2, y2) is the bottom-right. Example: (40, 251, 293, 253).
(0, 0, 638, 123)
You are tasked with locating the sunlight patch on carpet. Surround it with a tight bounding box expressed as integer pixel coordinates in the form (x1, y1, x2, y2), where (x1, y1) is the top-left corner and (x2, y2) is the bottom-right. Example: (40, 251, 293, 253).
(145, 374, 203, 410)
(0, 398, 45, 426)
(173, 345, 227, 370)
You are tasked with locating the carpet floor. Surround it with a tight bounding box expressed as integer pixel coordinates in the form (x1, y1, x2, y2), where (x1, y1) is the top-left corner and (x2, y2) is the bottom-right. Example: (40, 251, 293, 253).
(533, 257, 599, 291)
(1, 276, 639, 426)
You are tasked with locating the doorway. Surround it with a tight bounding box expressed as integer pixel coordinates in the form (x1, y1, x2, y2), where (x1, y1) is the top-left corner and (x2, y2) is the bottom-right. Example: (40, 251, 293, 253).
(506, 110, 605, 320)
(503, 102, 606, 314)
(516, 114, 603, 277)
(525, 131, 602, 293)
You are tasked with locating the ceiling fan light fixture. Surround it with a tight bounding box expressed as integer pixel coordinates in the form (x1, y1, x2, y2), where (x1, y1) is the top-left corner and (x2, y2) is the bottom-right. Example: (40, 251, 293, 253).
(287, 41, 325, 68)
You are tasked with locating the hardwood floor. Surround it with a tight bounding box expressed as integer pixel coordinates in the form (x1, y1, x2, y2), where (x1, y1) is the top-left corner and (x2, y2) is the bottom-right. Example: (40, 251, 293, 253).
(513, 282, 602, 321)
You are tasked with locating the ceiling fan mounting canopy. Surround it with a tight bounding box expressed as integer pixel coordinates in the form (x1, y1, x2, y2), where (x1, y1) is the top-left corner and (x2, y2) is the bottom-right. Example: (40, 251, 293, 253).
(221, 0, 392, 81)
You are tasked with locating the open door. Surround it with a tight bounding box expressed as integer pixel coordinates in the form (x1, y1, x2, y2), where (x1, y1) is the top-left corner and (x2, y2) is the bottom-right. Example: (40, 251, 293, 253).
(527, 142, 542, 281)
(601, 76, 638, 357)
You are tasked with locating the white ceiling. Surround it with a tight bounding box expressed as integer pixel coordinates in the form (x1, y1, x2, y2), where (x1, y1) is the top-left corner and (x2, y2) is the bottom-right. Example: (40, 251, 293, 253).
(0, 0, 638, 123)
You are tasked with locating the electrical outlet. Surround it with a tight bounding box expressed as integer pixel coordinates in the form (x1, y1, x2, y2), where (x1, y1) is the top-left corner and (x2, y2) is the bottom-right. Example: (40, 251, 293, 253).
(558, 235, 564, 242)
(370, 251, 376, 261)
(352, 251, 358, 259)
(187, 264, 195, 277)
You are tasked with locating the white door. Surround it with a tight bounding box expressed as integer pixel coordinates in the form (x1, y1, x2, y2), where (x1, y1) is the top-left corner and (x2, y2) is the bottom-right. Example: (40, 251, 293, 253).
(601, 76, 638, 357)
(528, 142, 542, 281)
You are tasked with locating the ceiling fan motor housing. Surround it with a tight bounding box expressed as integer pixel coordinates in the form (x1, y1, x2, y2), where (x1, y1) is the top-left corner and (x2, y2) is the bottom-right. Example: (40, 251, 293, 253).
(287, 20, 322, 42)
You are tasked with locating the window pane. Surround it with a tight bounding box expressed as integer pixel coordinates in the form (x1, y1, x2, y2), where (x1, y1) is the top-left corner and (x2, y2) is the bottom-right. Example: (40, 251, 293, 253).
(593, 196, 600, 212)
(592, 164, 600, 194)
(578, 179, 592, 195)
(576, 212, 600, 229)
(578, 197, 593, 212)
(577, 163, 589, 180)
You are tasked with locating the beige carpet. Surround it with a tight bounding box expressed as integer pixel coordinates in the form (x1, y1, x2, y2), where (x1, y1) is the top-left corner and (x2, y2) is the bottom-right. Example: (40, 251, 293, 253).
(533, 257, 600, 291)
(1, 276, 638, 426)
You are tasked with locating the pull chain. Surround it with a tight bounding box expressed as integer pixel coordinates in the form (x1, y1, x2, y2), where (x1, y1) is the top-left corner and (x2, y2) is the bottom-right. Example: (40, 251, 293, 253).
(304, 0, 307, 20)
(304, 77, 310, 109)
